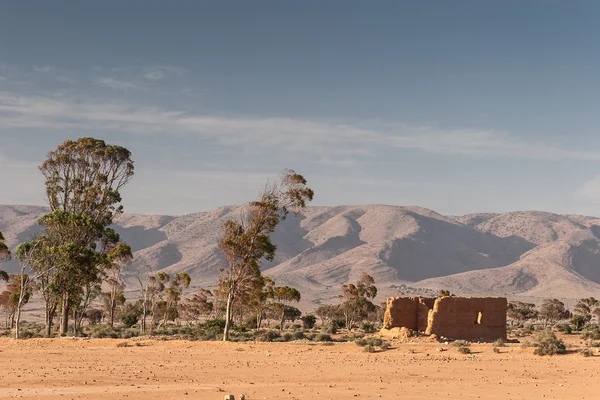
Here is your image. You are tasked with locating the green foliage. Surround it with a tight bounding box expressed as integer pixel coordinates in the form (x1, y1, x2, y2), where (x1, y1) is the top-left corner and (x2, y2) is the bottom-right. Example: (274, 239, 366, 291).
(571, 314, 588, 331)
(363, 344, 376, 353)
(507, 301, 538, 323)
(361, 323, 377, 333)
(439, 289, 452, 297)
(339, 273, 378, 331)
(355, 337, 383, 347)
(291, 331, 305, 340)
(301, 314, 317, 329)
(217, 170, 313, 341)
(533, 329, 566, 356)
(539, 299, 570, 325)
(256, 330, 281, 342)
(580, 326, 600, 340)
(556, 324, 573, 334)
(574, 298, 599, 321)
(313, 333, 333, 342)
(119, 302, 143, 328)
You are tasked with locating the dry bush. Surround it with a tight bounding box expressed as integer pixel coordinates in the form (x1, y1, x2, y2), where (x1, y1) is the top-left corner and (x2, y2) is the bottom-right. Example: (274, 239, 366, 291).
(116, 341, 130, 348)
(533, 329, 566, 356)
(453, 340, 471, 348)
(457, 345, 471, 354)
(494, 338, 506, 347)
(580, 348, 593, 357)
(492, 346, 501, 353)
(364, 344, 376, 353)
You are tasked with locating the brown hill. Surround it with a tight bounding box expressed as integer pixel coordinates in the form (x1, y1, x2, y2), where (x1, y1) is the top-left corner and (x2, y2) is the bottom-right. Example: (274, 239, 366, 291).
(1, 204, 600, 302)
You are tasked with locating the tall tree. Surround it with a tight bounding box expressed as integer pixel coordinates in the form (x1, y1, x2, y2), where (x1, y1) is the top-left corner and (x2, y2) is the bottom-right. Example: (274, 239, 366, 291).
(339, 273, 378, 331)
(217, 169, 314, 341)
(35, 137, 134, 336)
(573, 297, 599, 325)
(101, 242, 133, 327)
(0, 230, 10, 282)
(271, 286, 301, 331)
(539, 298, 570, 327)
(507, 301, 538, 325)
(179, 289, 214, 325)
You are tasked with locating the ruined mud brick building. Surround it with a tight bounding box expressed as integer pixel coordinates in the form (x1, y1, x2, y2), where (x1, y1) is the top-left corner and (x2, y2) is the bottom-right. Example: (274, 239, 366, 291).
(383, 296, 507, 341)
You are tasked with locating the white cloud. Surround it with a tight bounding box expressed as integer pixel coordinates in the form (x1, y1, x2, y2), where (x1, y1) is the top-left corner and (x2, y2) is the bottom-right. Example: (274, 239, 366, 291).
(143, 70, 165, 80)
(0, 91, 598, 162)
(95, 77, 145, 91)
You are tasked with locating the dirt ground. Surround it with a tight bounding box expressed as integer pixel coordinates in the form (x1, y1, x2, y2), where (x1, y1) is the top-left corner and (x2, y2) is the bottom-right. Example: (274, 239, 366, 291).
(0, 335, 599, 400)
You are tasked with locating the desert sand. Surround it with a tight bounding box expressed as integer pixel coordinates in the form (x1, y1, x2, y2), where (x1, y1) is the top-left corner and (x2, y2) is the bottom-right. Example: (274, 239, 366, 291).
(1, 336, 599, 399)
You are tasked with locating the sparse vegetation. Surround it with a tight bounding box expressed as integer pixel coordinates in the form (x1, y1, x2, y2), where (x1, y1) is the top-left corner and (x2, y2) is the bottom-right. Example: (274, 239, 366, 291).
(533, 329, 566, 356)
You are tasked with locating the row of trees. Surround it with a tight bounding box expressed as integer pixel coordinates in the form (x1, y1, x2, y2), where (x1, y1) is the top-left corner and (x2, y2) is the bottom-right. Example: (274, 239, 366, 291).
(0, 137, 324, 340)
(508, 297, 600, 329)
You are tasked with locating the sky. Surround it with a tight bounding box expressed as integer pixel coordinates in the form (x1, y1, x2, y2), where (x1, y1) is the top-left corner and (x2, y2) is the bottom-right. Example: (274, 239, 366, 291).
(1, 0, 600, 216)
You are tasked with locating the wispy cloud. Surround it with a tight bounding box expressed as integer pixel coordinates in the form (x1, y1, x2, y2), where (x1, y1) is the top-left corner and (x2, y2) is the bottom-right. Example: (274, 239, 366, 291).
(95, 77, 146, 91)
(0, 91, 598, 161)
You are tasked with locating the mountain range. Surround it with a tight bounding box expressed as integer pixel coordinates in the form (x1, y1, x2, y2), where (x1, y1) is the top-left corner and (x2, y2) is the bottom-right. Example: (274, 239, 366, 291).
(2, 204, 600, 306)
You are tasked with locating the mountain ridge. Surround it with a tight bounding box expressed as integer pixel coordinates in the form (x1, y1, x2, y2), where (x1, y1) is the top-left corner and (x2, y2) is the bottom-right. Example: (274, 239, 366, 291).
(2, 204, 600, 303)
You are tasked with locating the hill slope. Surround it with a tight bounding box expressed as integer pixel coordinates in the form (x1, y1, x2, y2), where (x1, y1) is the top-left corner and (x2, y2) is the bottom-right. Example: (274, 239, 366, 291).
(1, 204, 600, 302)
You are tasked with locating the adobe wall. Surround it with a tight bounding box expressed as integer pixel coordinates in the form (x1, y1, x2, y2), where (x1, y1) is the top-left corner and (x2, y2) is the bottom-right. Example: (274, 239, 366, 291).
(425, 297, 507, 341)
(382, 296, 507, 341)
(383, 297, 418, 330)
(383, 297, 436, 331)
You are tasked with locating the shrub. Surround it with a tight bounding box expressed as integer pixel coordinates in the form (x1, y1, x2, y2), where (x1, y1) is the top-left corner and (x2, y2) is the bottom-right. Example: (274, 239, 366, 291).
(380, 341, 391, 350)
(313, 333, 333, 342)
(321, 322, 337, 335)
(282, 332, 293, 342)
(355, 337, 383, 347)
(116, 341, 130, 348)
(119, 303, 143, 328)
(291, 331, 305, 341)
(533, 329, 566, 356)
(571, 315, 587, 331)
(580, 348, 593, 357)
(457, 345, 471, 354)
(556, 324, 573, 334)
(452, 340, 471, 348)
(301, 315, 316, 329)
(361, 323, 377, 333)
(256, 330, 281, 342)
(492, 346, 500, 353)
(493, 338, 506, 347)
(581, 326, 600, 340)
(363, 344, 376, 353)
(243, 317, 258, 330)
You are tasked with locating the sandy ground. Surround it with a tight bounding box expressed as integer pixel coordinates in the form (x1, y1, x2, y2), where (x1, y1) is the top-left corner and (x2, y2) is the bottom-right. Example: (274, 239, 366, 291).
(1, 336, 599, 400)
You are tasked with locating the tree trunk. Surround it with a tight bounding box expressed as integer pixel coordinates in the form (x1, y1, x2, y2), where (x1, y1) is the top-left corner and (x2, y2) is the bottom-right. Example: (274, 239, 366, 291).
(140, 300, 147, 335)
(280, 310, 285, 331)
(59, 293, 69, 336)
(223, 291, 234, 341)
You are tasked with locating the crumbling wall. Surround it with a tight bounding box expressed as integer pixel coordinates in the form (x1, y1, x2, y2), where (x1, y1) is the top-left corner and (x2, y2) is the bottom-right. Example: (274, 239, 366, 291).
(425, 297, 507, 341)
(417, 298, 435, 332)
(383, 297, 418, 330)
(382, 296, 507, 341)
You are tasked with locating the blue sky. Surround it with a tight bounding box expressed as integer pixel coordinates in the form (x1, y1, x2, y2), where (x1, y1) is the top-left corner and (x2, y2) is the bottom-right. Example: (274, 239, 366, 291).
(1, 1, 600, 216)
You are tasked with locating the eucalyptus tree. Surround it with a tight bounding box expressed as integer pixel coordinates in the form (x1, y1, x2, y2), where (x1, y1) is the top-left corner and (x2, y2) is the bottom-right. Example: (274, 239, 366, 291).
(339, 273, 378, 331)
(29, 137, 134, 336)
(271, 286, 301, 331)
(217, 169, 314, 341)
